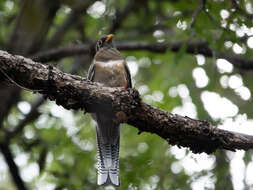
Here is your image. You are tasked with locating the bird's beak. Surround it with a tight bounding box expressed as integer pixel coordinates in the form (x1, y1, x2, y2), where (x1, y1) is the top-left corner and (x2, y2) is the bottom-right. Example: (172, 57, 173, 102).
(105, 34, 114, 42)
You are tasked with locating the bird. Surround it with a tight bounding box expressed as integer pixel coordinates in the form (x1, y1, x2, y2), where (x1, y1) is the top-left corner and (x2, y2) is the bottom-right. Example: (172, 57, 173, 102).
(88, 34, 132, 186)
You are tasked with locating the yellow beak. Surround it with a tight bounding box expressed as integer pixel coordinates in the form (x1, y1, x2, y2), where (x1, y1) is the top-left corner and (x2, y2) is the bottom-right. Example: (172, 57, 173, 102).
(105, 34, 114, 42)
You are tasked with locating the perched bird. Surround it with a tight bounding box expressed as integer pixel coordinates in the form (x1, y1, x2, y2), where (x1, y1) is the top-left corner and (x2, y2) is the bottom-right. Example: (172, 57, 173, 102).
(88, 34, 132, 186)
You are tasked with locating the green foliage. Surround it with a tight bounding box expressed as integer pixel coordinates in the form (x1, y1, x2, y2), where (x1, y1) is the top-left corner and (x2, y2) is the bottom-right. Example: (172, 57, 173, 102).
(1, 0, 253, 189)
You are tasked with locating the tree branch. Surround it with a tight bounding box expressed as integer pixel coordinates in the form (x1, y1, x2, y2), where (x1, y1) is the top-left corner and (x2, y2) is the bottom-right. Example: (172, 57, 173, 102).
(231, 0, 253, 22)
(2, 50, 253, 154)
(0, 84, 20, 125)
(31, 44, 92, 63)
(109, 0, 135, 33)
(0, 142, 28, 190)
(6, 0, 60, 54)
(47, 1, 93, 47)
(5, 96, 45, 142)
(31, 41, 253, 70)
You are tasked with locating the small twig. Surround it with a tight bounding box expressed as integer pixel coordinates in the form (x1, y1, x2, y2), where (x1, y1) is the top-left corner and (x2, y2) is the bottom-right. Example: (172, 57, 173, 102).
(189, 0, 205, 34)
(231, 0, 253, 22)
(0, 67, 42, 92)
(38, 147, 48, 173)
(203, 4, 231, 34)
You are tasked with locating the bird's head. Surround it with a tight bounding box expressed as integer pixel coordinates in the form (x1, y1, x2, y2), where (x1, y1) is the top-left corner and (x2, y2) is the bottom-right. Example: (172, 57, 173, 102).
(96, 34, 115, 52)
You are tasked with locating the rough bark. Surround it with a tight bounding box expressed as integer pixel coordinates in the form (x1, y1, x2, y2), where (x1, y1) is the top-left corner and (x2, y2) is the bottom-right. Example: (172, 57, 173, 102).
(2, 50, 253, 154)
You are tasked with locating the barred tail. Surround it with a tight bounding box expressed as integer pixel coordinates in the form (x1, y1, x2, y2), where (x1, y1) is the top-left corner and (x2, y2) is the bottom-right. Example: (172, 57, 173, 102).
(96, 124, 120, 187)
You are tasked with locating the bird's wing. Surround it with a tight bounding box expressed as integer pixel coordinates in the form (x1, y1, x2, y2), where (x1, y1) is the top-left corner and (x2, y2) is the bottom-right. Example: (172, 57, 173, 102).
(87, 63, 95, 81)
(124, 61, 132, 88)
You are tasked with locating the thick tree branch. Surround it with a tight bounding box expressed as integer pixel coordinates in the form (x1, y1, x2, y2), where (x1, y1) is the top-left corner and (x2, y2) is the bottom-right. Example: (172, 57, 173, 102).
(1, 50, 253, 154)
(31, 41, 253, 70)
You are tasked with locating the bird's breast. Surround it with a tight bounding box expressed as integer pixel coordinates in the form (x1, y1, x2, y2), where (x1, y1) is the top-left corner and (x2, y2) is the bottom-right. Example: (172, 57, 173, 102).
(94, 60, 127, 87)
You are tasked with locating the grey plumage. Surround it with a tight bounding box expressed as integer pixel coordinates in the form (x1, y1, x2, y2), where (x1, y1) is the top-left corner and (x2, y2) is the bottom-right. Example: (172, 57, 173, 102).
(88, 41, 132, 187)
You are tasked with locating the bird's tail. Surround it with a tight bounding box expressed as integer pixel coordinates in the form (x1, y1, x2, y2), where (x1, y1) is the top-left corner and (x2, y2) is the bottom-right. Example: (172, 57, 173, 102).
(96, 124, 120, 187)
